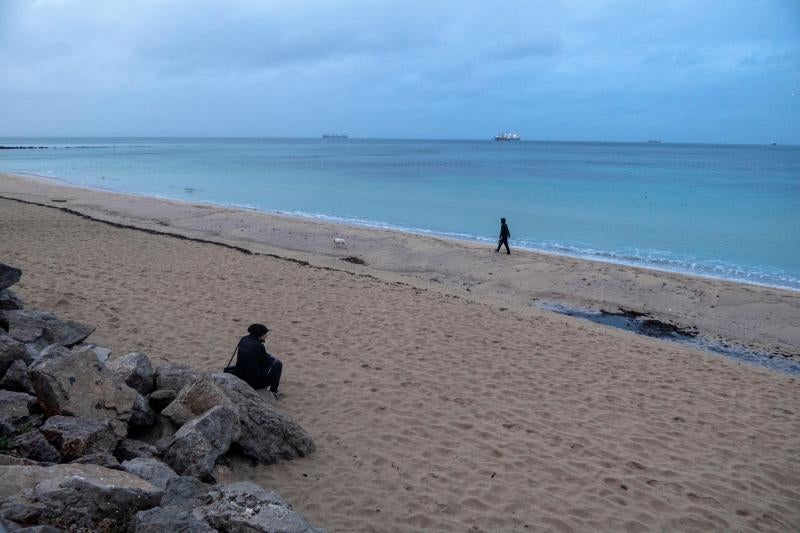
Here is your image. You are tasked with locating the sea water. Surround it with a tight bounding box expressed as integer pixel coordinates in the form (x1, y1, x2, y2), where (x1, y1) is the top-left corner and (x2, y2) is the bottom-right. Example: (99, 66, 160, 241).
(1, 137, 798, 290)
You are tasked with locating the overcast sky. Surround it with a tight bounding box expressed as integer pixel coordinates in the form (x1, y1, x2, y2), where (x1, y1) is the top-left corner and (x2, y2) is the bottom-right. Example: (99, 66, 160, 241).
(1, 0, 798, 143)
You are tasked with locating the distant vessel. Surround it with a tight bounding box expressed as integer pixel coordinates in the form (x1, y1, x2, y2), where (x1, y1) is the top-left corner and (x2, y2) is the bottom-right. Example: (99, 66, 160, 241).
(494, 132, 521, 141)
(769, 141, 778, 146)
(647, 140, 662, 144)
(322, 133, 348, 139)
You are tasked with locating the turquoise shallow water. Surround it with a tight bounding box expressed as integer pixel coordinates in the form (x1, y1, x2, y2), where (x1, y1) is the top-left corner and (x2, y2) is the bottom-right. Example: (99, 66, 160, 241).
(2, 137, 799, 290)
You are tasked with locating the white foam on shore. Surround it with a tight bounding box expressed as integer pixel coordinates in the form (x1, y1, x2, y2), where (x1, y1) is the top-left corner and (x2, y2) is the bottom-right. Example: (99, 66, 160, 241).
(270, 207, 800, 292)
(5, 170, 800, 292)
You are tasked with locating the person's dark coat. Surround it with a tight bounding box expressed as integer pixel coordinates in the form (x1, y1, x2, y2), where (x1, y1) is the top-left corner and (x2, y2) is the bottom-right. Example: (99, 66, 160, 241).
(235, 334, 271, 380)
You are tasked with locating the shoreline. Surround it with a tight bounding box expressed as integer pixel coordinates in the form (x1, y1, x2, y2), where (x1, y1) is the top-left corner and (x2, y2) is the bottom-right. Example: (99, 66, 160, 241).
(1, 171, 798, 361)
(7, 170, 798, 293)
(2, 176, 799, 531)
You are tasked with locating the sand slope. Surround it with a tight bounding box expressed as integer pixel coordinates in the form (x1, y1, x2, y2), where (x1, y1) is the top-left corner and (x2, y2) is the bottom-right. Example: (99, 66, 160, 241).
(1, 196, 798, 532)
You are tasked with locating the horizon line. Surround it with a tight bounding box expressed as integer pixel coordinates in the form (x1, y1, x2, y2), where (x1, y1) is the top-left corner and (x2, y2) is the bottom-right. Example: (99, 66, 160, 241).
(0, 135, 795, 147)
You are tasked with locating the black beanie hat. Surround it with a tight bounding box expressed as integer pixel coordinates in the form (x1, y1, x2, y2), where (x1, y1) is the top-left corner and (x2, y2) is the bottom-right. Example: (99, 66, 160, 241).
(247, 323, 269, 337)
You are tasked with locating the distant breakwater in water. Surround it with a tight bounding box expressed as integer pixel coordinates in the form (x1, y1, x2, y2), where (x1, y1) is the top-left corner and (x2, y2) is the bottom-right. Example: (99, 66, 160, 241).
(0, 145, 114, 150)
(1, 137, 798, 290)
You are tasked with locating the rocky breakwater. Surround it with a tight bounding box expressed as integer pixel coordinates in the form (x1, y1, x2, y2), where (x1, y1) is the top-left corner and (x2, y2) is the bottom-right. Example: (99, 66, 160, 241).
(0, 262, 321, 532)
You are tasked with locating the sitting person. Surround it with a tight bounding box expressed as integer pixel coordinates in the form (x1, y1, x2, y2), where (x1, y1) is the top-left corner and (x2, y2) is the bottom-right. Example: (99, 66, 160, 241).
(234, 323, 283, 399)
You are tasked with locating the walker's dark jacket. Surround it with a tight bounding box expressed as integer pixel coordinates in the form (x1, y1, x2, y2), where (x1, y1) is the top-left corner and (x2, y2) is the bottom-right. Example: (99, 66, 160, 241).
(235, 334, 270, 377)
(500, 223, 510, 239)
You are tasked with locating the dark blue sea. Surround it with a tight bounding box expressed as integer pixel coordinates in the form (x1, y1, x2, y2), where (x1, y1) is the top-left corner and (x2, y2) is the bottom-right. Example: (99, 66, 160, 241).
(2, 137, 798, 290)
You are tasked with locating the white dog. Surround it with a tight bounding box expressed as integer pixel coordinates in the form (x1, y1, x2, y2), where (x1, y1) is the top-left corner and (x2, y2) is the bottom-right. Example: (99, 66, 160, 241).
(333, 236, 347, 248)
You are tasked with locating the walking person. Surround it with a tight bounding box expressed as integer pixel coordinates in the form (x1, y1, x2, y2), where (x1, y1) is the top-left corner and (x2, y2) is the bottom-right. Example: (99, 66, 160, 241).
(234, 323, 283, 400)
(495, 217, 511, 254)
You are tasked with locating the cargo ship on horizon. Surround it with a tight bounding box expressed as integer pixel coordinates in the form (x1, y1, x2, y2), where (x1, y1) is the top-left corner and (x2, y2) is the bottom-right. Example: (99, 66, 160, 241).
(494, 132, 521, 141)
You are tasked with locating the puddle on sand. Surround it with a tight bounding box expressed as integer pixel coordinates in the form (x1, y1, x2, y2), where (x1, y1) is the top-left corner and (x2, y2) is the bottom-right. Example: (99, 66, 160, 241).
(537, 302, 800, 376)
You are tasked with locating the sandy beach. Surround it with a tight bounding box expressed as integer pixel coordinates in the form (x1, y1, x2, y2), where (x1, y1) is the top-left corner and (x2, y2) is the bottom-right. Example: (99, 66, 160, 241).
(1, 172, 799, 531)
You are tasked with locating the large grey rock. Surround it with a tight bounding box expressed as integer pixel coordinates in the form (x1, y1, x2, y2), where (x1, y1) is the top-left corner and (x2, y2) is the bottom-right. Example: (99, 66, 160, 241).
(162, 405, 239, 479)
(120, 458, 178, 490)
(29, 349, 137, 421)
(199, 482, 322, 533)
(0, 264, 21, 291)
(39, 416, 123, 461)
(130, 477, 215, 533)
(130, 478, 321, 533)
(0, 390, 37, 439)
(131, 507, 215, 532)
(212, 373, 316, 464)
(229, 404, 315, 464)
(0, 463, 161, 531)
(114, 439, 159, 462)
(107, 352, 153, 394)
(130, 394, 157, 427)
(72, 344, 111, 364)
(0, 310, 94, 352)
(161, 375, 234, 427)
(0, 359, 35, 395)
(160, 475, 211, 508)
(0, 332, 27, 376)
(0, 391, 35, 424)
(0, 289, 23, 311)
(26, 345, 69, 368)
(10, 432, 60, 463)
(148, 389, 176, 413)
(154, 364, 203, 393)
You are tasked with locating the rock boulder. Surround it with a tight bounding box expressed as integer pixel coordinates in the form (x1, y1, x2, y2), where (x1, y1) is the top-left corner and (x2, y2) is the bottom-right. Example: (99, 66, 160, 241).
(27, 344, 70, 368)
(153, 364, 202, 393)
(0, 264, 21, 291)
(212, 373, 316, 464)
(1, 310, 94, 352)
(121, 457, 179, 490)
(0, 289, 23, 311)
(148, 389, 176, 413)
(0, 463, 161, 530)
(0, 331, 27, 375)
(131, 506, 216, 532)
(40, 416, 123, 461)
(73, 344, 112, 364)
(0, 390, 36, 424)
(107, 352, 153, 394)
(10, 431, 61, 463)
(130, 477, 214, 532)
(29, 349, 137, 421)
(161, 375, 234, 426)
(114, 439, 160, 462)
(163, 405, 239, 479)
(130, 477, 321, 533)
(0, 359, 35, 395)
(199, 482, 323, 532)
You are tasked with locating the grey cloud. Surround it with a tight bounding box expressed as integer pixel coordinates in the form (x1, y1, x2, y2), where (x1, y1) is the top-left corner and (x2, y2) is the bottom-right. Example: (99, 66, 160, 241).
(0, 0, 798, 142)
